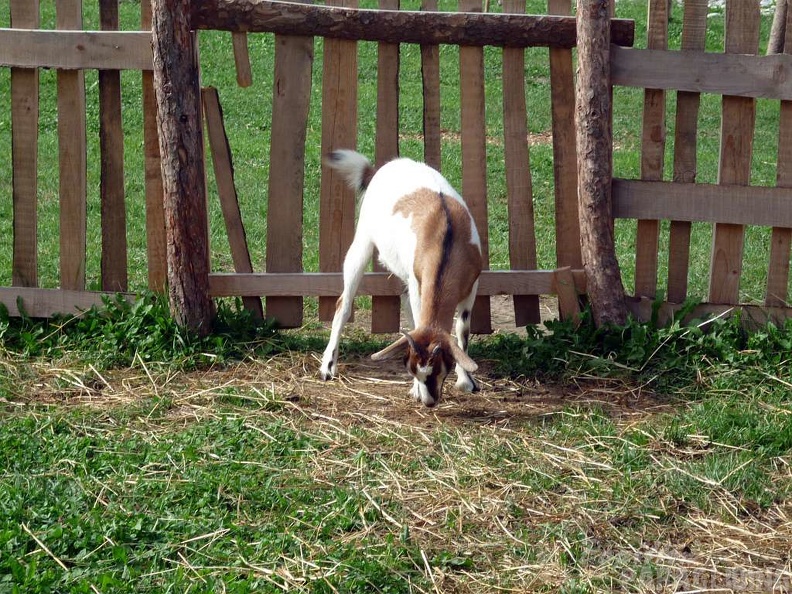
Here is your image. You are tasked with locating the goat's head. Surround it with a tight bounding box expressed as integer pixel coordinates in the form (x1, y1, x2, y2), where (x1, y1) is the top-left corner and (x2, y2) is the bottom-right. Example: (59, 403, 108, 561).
(371, 327, 477, 407)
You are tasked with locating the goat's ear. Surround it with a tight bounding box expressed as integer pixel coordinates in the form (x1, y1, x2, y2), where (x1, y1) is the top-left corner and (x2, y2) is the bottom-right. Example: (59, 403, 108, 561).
(449, 341, 478, 373)
(371, 334, 409, 361)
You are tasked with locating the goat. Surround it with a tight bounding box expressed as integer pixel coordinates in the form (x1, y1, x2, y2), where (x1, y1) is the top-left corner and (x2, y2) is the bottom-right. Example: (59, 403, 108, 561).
(319, 149, 483, 407)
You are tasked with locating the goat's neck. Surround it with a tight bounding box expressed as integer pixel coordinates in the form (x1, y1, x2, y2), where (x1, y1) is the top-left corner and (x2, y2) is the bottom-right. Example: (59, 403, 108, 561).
(417, 281, 456, 331)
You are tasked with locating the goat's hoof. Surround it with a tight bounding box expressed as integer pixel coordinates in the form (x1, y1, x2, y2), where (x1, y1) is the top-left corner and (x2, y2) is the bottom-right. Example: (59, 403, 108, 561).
(455, 376, 479, 393)
(319, 361, 336, 381)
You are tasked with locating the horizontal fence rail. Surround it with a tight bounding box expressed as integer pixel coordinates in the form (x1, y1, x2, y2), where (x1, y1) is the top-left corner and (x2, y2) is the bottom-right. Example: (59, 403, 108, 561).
(191, 0, 635, 47)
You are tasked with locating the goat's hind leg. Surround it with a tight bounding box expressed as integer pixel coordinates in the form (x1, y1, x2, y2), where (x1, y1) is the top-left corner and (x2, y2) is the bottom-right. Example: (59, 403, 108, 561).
(320, 238, 374, 380)
(454, 283, 479, 392)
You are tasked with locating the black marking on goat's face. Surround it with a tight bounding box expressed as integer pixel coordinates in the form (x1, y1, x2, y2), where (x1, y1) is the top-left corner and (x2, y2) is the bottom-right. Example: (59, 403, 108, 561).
(404, 340, 453, 407)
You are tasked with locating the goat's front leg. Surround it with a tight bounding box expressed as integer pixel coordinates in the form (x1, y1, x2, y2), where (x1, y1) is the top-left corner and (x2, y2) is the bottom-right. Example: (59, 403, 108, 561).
(454, 282, 479, 392)
(320, 238, 374, 380)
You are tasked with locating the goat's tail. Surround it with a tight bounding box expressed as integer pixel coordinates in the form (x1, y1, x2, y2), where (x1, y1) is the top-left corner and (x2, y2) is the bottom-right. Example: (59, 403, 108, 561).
(324, 149, 375, 193)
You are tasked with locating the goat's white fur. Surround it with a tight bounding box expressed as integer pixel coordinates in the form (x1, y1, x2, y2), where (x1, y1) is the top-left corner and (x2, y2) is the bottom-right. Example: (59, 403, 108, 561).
(319, 149, 482, 407)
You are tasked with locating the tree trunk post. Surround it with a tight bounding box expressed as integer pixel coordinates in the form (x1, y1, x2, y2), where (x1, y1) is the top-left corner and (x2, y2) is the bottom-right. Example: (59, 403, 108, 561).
(575, 0, 627, 327)
(151, 0, 215, 334)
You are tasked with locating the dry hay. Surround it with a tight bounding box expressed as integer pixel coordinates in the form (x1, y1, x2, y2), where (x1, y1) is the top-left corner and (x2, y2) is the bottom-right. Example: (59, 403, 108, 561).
(4, 310, 791, 592)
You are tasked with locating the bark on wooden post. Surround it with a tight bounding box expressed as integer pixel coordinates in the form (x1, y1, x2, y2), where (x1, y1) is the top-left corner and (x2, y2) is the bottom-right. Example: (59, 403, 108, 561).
(575, 0, 627, 326)
(151, 0, 215, 334)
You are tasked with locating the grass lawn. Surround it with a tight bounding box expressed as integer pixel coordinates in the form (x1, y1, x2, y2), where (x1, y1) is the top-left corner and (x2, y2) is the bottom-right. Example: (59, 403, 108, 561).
(0, 1, 791, 593)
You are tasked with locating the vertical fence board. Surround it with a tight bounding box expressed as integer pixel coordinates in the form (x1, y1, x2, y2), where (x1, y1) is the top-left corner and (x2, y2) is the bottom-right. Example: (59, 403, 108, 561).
(420, 0, 442, 170)
(202, 87, 264, 319)
(633, 0, 667, 299)
(231, 32, 253, 87)
(459, 0, 491, 333)
(709, 0, 759, 304)
(319, 0, 358, 321)
(142, 0, 167, 292)
(57, 0, 87, 291)
(668, 0, 707, 303)
(766, 6, 792, 307)
(548, 0, 582, 271)
(99, 0, 128, 292)
(10, 0, 39, 288)
(266, 26, 314, 327)
(371, 0, 402, 333)
(502, 0, 539, 326)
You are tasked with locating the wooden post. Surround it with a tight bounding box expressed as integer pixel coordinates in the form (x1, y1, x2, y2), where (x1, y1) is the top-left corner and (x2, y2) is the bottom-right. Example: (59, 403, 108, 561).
(10, 0, 39, 288)
(100, 0, 128, 292)
(142, 0, 167, 292)
(575, 0, 627, 326)
(151, 0, 215, 334)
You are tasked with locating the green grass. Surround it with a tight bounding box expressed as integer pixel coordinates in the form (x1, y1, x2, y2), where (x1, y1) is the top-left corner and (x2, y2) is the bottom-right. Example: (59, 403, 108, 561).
(0, 298, 791, 592)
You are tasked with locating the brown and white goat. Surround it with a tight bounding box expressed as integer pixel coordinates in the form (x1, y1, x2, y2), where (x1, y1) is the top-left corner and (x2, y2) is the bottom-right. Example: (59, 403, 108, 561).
(319, 149, 482, 407)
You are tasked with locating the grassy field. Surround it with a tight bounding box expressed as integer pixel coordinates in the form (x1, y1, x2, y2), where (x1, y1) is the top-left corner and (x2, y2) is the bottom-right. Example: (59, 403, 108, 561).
(0, 296, 791, 593)
(1, 1, 792, 593)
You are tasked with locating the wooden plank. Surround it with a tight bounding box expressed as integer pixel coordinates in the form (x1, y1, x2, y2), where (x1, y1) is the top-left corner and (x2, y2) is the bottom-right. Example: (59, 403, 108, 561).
(548, 0, 581, 270)
(552, 267, 580, 324)
(142, 0, 167, 292)
(633, 0, 668, 299)
(0, 287, 134, 319)
(57, 0, 87, 292)
(611, 46, 792, 101)
(208, 269, 587, 298)
(193, 1, 637, 48)
(709, 1, 760, 305)
(202, 87, 264, 319)
(459, 0, 491, 333)
(318, 0, 358, 321)
(205, 1, 637, 48)
(0, 29, 152, 70)
(231, 32, 253, 87)
(99, 0, 128, 293)
(667, 0, 707, 303)
(265, 22, 314, 327)
(371, 0, 402, 333)
(10, 0, 39, 288)
(766, 5, 792, 307)
(627, 296, 792, 330)
(612, 179, 792, 228)
(502, 0, 539, 326)
(420, 0, 441, 170)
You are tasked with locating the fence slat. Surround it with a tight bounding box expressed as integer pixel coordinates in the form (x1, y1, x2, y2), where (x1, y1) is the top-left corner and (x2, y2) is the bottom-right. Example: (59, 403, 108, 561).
(371, 0, 402, 333)
(0, 29, 152, 70)
(668, 0, 707, 303)
(100, 0, 128, 293)
(709, 1, 760, 305)
(57, 0, 87, 291)
(503, 0, 539, 326)
(202, 87, 264, 319)
(266, 22, 314, 327)
(209, 269, 586, 298)
(10, 0, 39, 288)
(319, 0, 358, 321)
(611, 47, 792, 101)
(548, 0, 581, 270)
(766, 6, 792, 307)
(459, 0, 491, 334)
(613, 179, 792, 228)
(231, 32, 253, 87)
(633, 0, 667, 299)
(420, 0, 441, 170)
(142, 1, 167, 292)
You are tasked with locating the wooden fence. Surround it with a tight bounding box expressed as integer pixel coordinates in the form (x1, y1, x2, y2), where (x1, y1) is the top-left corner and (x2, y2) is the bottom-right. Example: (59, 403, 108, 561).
(1, 0, 791, 331)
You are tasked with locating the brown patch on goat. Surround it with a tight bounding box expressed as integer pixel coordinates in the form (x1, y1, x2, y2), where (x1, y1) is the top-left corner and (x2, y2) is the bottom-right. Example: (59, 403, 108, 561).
(393, 189, 481, 330)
